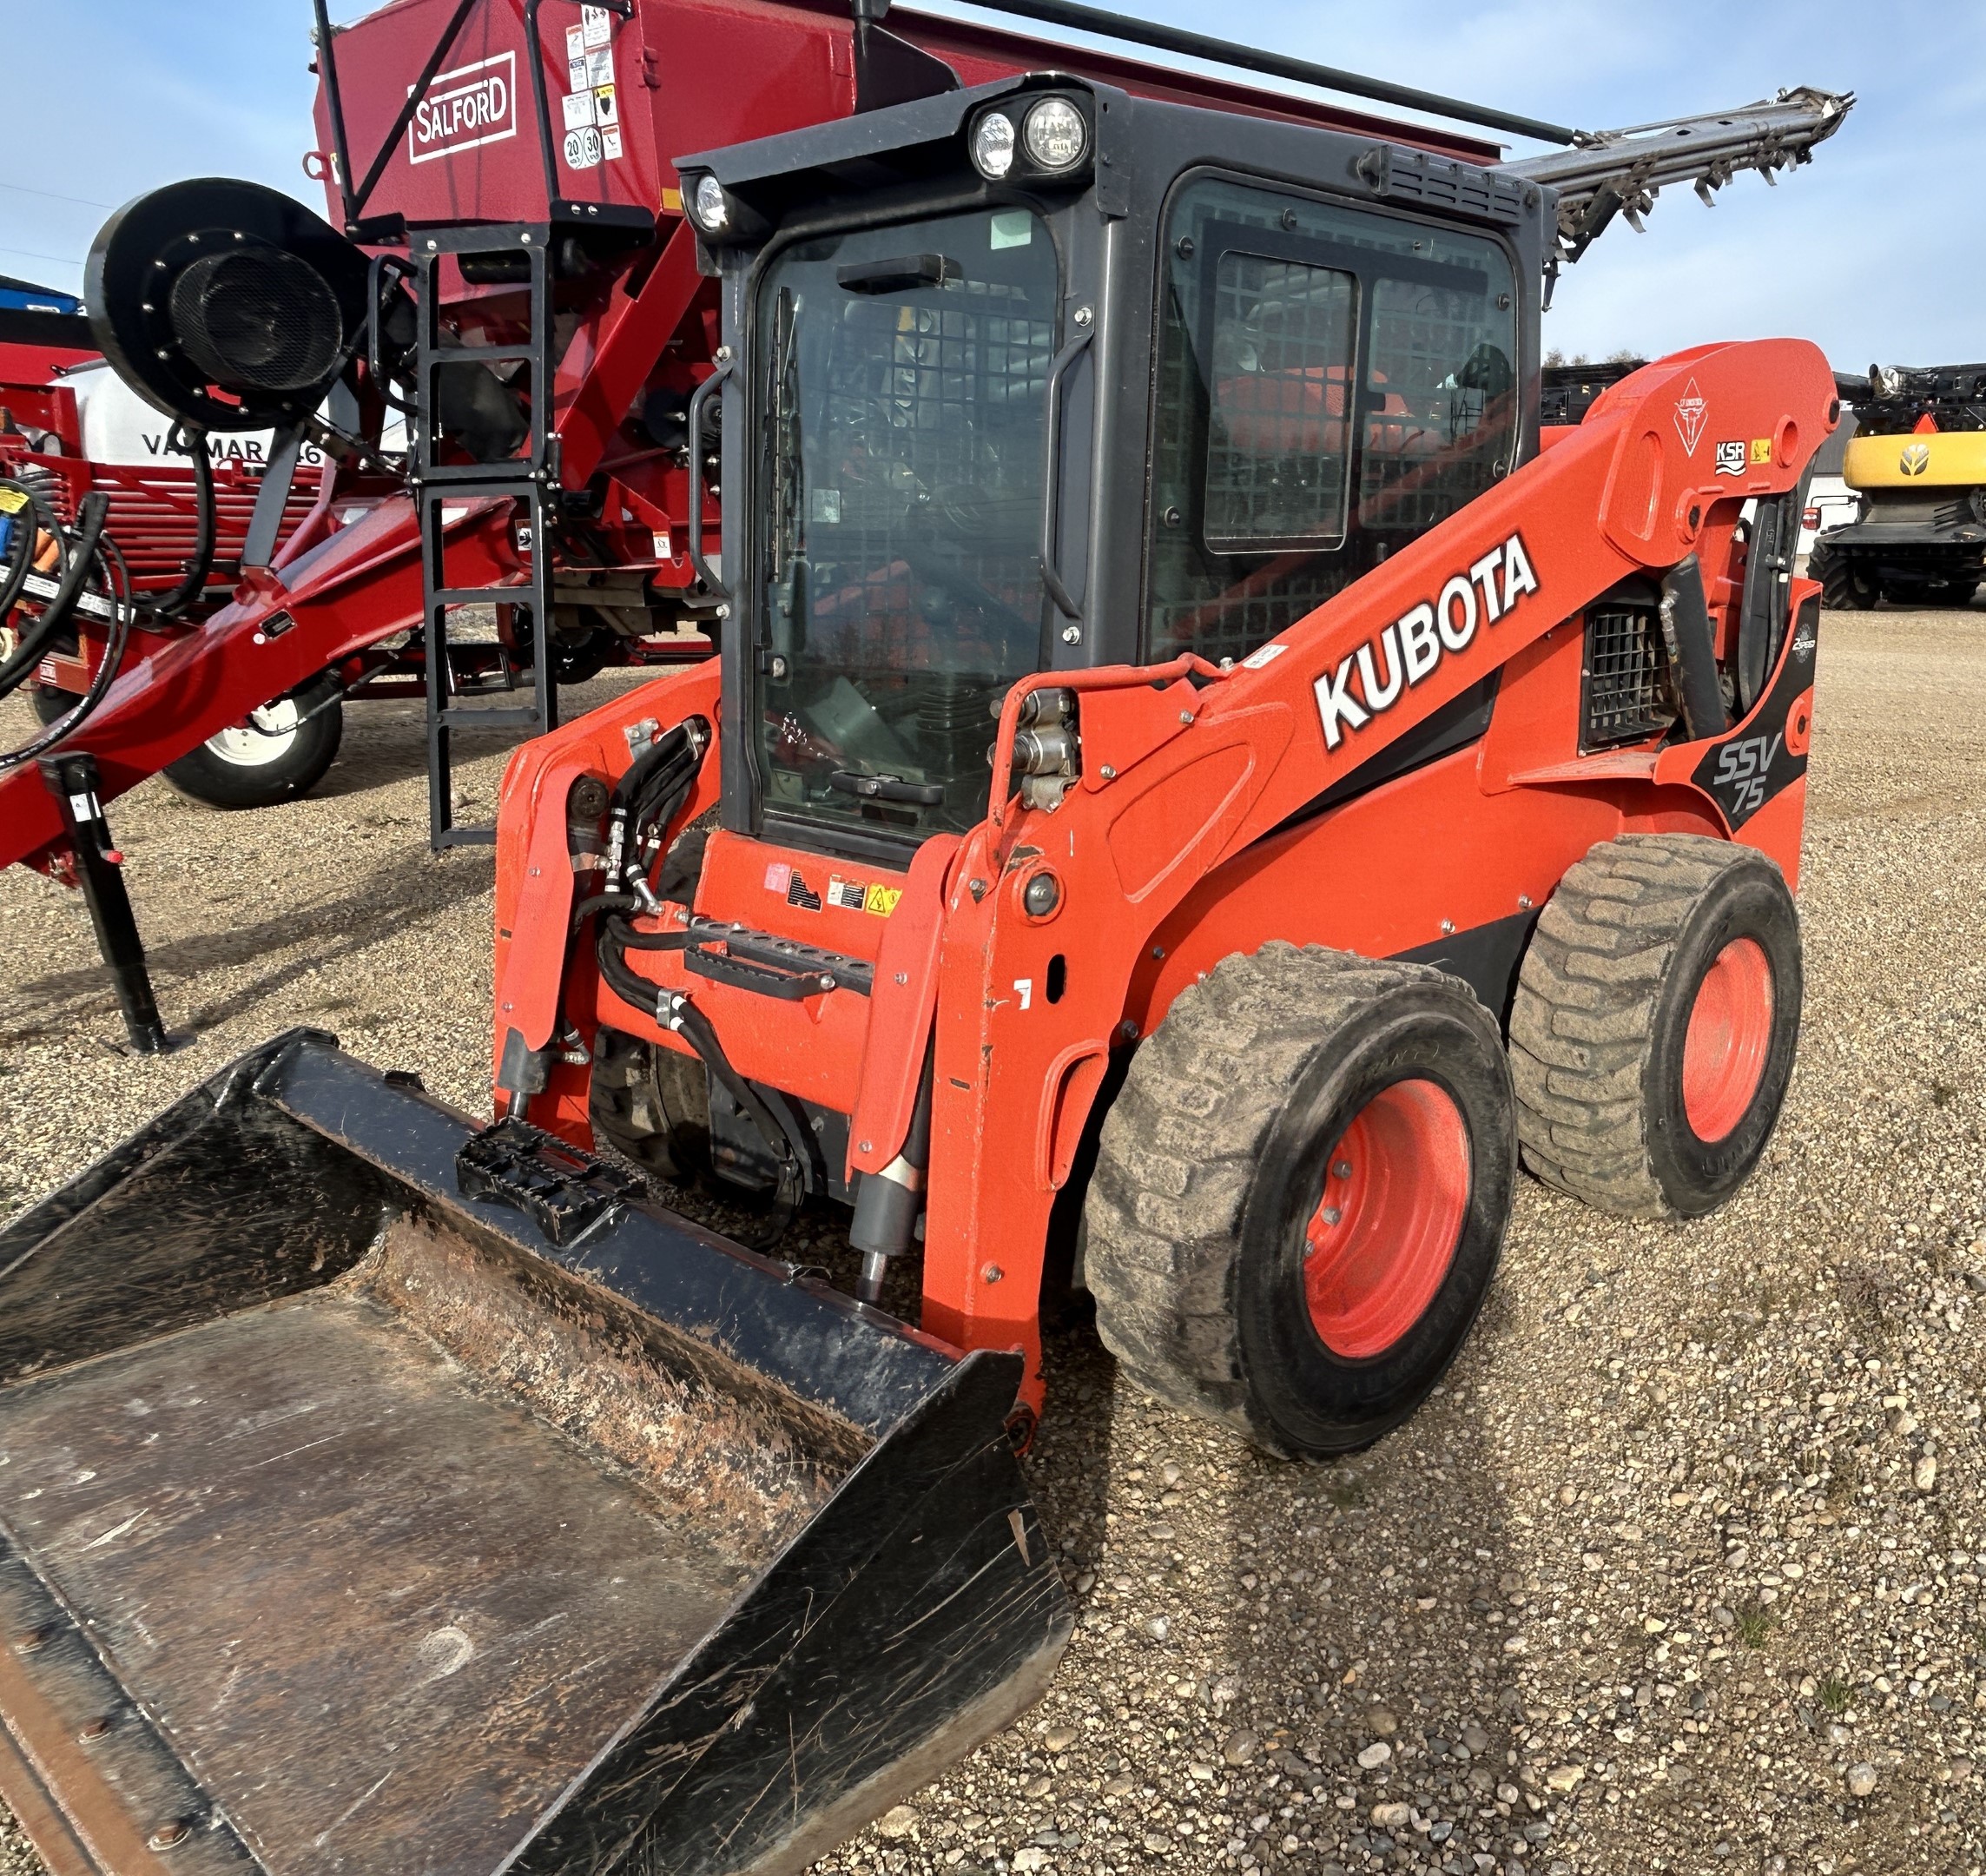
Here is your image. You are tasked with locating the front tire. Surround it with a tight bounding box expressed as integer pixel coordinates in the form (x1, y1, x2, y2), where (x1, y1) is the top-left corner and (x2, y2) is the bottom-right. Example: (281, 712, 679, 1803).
(162, 672, 344, 809)
(1509, 835, 1801, 1219)
(590, 1029, 709, 1182)
(1085, 945, 1516, 1458)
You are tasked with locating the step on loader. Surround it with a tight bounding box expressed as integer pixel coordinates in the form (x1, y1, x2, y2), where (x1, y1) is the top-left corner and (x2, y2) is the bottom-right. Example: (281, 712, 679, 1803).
(0, 22, 1850, 1876)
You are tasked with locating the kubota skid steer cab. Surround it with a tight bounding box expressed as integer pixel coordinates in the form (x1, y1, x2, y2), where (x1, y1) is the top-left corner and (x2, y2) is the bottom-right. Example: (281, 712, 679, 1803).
(0, 64, 1840, 1876)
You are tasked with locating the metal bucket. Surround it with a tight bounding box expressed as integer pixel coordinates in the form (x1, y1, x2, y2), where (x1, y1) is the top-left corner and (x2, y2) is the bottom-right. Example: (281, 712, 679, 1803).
(0, 1033, 1069, 1876)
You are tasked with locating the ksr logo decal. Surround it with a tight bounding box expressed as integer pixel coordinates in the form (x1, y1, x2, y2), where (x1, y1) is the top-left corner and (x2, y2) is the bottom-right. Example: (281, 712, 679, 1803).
(1314, 533, 1539, 751)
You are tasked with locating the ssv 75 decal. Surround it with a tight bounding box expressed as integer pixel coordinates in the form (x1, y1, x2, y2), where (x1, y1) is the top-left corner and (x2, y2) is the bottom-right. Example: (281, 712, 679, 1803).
(1314, 533, 1540, 751)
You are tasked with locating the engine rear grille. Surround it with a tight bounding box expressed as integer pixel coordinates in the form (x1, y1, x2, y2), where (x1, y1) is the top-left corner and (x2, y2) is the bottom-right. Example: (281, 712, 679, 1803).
(1580, 603, 1674, 750)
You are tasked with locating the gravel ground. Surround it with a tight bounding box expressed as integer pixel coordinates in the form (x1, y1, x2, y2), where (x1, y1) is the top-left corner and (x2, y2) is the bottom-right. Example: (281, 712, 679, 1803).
(3, 606, 1984, 1876)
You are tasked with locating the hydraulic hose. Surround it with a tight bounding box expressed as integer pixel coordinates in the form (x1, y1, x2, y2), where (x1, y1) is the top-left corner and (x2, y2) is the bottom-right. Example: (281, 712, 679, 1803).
(0, 491, 109, 705)
(0, 476, 48, 624)
(149, 425, 215, 620)
(595, 917, 803, 1241)
(0, 535, 133, 771)
(602, 721, 705, 889)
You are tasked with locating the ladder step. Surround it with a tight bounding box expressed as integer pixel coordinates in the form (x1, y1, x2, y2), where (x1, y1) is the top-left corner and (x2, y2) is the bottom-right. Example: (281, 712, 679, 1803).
(428, 346, 536, 366)
(432, 587, 529, 607)
(438, 826, 499, 849)
(419, 466, 541, 488)
(437, 707, 542, 728)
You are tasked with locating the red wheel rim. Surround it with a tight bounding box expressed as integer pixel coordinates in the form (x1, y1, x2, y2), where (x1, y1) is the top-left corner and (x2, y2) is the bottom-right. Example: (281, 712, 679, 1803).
(1681, 936, 1773, 1142)
(1303, 1080, 1470, 1359)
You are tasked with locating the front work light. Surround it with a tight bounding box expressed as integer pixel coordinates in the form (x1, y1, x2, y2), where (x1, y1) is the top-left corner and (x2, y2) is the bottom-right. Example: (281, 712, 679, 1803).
(1021, 97, 1087, 170)
(972, 111, 1017, 181)
(689, 174, 729, 234)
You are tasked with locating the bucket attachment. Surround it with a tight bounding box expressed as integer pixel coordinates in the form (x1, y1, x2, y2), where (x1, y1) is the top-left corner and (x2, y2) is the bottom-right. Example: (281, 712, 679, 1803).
(0, 1034, 1070, 1876)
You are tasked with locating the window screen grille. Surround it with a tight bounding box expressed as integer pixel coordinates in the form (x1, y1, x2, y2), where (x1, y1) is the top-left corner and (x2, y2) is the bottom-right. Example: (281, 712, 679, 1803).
(1203, 254, 1355, 550)
(1145, 176, 1519, 670)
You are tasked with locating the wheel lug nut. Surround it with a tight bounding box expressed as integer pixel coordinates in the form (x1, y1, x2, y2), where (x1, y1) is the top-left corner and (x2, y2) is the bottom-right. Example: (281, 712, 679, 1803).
(1320, 1206, 1342, 1225)
(1333, 1160, 1352, 1179)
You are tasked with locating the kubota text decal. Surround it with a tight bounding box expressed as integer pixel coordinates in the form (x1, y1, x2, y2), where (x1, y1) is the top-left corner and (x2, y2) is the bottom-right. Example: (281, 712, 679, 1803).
(1314, 533, 1539, 751)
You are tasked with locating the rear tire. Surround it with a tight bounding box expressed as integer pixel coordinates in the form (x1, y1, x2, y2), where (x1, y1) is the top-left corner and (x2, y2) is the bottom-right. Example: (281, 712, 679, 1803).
(1811, 544, 1875, 611)
(1085, 944, 1515, 1458)
(162, 672, 344, 809)
(1508, 835, 1801, 1219)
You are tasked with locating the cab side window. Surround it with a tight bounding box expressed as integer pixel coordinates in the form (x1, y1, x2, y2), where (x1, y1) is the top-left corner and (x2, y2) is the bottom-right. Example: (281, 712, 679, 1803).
(1146, 177, 1519, 666)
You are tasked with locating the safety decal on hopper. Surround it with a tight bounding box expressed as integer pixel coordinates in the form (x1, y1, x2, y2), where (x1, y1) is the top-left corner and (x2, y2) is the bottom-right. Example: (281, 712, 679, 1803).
(562, 19, 622, 162)
(1313, 533, 1540, 751)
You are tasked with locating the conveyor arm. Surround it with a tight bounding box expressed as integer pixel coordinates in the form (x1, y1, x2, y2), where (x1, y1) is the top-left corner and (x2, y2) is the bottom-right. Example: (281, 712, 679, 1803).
(1506, 86, 1854, 273)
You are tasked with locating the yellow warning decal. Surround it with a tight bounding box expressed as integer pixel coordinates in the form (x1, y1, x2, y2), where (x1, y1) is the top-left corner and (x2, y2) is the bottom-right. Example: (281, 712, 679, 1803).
(864, 883, 903, 917)
(0, 488, 29, 515)
(1749, 438, 1772, 465)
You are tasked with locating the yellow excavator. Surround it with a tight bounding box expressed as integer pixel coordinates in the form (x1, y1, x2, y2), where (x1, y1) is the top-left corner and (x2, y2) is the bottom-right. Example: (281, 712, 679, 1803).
(1809, 363, 1986, 608)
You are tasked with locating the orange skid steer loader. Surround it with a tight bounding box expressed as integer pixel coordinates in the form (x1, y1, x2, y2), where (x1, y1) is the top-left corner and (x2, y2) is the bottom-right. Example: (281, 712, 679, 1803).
(0, 47, 1846, 1876)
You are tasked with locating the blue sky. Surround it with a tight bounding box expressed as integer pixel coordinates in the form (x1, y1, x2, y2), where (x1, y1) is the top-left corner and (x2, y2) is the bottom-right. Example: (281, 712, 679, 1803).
(1, 0, 1977, 370)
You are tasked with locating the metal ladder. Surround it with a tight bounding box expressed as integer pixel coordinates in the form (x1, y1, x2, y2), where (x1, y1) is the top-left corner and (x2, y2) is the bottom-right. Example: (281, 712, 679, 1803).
(409, 223, 558, 850)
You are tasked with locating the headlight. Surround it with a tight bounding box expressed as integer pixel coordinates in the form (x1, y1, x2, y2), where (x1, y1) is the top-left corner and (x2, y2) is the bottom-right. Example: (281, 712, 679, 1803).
(972, 111, 1016, 181)
(689, 174, 729, 234)
(1022, 97, 1086, 170)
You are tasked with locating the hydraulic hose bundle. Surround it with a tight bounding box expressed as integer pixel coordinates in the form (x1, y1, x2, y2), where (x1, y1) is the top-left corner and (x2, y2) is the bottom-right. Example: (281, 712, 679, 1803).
(0, 421, 214, 770)
(571, 717, 807, 1238)
(0, 485, 135, 771)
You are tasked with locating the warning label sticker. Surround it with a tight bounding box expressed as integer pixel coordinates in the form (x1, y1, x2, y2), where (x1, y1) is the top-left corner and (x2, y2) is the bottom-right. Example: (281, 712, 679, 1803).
(564, 125, 603, 169)
(582, 3, 612, 47)
(593, 83, 618, 128)
(562, 89, 596, 130)
(602, 127, 624, 161)
(827, 875, 903, 917)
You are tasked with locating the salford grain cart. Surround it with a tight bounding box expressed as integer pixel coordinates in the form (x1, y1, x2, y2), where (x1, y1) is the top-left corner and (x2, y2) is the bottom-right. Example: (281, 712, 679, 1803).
(0, 3, 1851, 1871)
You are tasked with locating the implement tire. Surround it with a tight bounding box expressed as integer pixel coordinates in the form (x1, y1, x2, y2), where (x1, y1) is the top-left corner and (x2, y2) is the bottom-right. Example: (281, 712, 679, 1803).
(1509, 834, 1801, 1219)
(162, 672, 344, 809)
(1085, 944, 1514, 1459)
